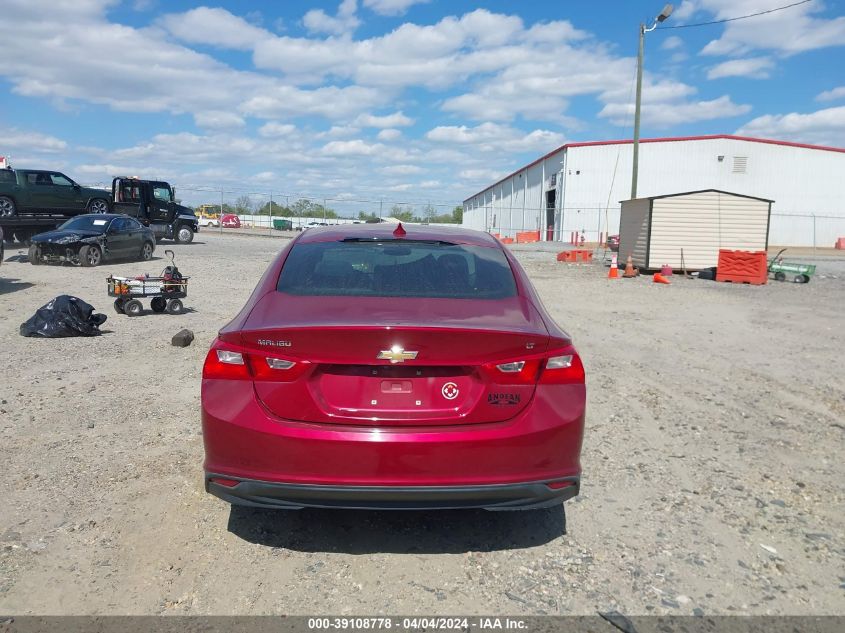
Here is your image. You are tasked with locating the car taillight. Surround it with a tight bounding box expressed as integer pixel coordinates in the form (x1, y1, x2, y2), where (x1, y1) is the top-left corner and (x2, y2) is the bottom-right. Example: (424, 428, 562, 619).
(249, 354, 310, 382)
(481, 359, 541, 384)
(202, 344, 250, 380)
(539, 349, 585, 385)
(481, 347, 584, 386)
(202, 339, 309, 382)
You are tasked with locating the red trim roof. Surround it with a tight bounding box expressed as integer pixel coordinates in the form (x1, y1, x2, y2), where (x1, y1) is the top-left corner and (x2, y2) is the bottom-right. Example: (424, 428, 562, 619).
(465, 134, 845, 201)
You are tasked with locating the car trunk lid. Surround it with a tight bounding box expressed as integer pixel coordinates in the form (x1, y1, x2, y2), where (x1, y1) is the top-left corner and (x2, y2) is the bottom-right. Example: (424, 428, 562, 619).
(239, 293, 550, 426)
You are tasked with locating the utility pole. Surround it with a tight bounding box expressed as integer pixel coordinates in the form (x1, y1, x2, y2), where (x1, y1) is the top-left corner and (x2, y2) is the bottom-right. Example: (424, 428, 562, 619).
(631, 4, 674, 200)
(632, 23, 646, 200)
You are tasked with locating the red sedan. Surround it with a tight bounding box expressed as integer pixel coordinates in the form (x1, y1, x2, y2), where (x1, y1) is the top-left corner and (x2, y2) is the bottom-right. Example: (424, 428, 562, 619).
(202, 223, 586, 510)
(221, 214, 241, 228)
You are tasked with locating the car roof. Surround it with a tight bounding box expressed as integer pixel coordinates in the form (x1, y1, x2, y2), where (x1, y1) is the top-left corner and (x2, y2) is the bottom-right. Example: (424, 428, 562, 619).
(297, 223, 498, 247)
(72, 213, 137, 220)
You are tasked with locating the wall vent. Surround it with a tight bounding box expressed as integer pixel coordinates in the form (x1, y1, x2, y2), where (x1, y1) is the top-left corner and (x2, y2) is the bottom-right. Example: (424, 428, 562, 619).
(732, 156, 748, 173)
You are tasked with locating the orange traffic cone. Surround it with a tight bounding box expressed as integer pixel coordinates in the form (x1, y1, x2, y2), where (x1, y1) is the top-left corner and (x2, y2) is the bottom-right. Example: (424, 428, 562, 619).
(608, 266, 619, 279)
(623, 255, 638, 278)
(653, 273, 670, 284)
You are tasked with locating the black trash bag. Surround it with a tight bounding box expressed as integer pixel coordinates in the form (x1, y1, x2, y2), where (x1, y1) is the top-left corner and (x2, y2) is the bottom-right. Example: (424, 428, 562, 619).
(696, 266, 718, 280)
(20, 295, 107, 338)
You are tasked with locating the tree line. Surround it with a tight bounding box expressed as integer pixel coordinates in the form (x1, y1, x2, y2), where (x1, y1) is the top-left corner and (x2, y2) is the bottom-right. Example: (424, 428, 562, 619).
(194, 196, 463, 224)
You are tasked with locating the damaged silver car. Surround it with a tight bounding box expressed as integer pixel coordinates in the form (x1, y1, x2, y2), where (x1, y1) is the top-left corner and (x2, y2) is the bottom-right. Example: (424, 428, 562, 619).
(28, 214, 155, 267)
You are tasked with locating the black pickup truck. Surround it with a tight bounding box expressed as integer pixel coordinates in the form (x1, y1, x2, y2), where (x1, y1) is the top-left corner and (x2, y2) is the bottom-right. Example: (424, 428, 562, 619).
(111, 177, 198, 243)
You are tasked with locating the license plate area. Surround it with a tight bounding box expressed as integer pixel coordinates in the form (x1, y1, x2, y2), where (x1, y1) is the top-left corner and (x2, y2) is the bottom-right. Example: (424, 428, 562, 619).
(312, 364, 479, 421)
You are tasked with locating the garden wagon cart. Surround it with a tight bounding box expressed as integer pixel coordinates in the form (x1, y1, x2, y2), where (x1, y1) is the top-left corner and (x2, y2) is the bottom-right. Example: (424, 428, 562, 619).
(768, 248, 816, 284)
(107, 250, 190, 316)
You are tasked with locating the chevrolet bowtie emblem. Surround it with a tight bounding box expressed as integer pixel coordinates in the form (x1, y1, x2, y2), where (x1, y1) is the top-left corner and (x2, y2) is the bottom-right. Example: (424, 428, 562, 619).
(377, 346, 418, 363)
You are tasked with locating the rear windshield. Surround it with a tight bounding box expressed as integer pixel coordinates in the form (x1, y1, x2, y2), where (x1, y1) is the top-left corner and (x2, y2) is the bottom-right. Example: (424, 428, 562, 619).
(277, 240, 517, 299)
(58, 216, 111, 233)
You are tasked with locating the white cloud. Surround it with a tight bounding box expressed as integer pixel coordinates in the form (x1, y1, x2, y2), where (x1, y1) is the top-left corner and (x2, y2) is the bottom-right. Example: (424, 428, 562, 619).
(426, 122, 565, 153)
(194, 111, 246, 129)
(661, 35, 683, 51)
(74, 163, 162, 181)
(427, 123, 503, 144)
(354, 111, 414, 127)
(303, 0, 360, 36)
(599, 95, 752, 128)
(817, 86, 845, 102)
(671, 1, 698, 23)
(159, 7, 271, 50)
(0, 127, 68, 152)
(0, 0, 393, 124)
(316, 125, 362, 139)
(252, 171, 276, 182)
(380, 164, 423, 175)
(697, 0, 845, 56)
(459, 168, 506, 182)
(707, 57, 774, 80)
(258, 122, 297, 137)
(239, 85, 383, 120)
(377, 128, 402, 141)
(736, 105, 845, 146)
(321, 139, 383, 156)
(253, 10, 566, 91)
(363, 0, 429, 16)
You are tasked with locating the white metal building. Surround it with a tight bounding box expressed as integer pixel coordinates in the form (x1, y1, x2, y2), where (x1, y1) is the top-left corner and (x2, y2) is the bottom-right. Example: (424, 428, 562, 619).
(462, 135, 845, 247)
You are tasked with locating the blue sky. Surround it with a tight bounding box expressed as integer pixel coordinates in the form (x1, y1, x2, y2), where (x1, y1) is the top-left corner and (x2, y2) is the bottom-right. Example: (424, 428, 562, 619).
(2, 0, 844, 214)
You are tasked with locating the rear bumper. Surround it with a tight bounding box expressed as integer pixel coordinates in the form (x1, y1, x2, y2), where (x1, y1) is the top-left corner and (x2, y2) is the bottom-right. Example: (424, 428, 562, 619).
(202, 380, 585, 501)
(206, 474, 580, 510)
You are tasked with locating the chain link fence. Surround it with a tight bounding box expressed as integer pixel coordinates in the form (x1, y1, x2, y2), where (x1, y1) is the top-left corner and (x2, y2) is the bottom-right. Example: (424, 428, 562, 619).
(463, 204, 845, 249)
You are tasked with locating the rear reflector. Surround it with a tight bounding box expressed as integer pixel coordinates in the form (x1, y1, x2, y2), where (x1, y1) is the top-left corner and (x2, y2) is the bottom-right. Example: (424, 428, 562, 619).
(546, 480, 575, 490)
(210, 477, 239, 488)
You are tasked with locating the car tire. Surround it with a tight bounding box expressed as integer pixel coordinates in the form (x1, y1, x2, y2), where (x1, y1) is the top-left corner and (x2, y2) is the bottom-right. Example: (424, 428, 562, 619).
(113, 298, 126, 314)
(151, 296, 167, 313)
(124, 299, 143, 317)
(28, 244, 42, 265)
(175, 225, 194, 244)
(79, 244, 102, 267)
(87, 198, 110, 214)
(0, 196, 16, 217)
(140, 241, 154, 261)
(166, 298, 184, 314)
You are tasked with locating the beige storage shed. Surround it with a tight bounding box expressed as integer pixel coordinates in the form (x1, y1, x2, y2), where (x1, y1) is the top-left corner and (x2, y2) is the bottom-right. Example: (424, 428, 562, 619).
(618, 189, 772, 271)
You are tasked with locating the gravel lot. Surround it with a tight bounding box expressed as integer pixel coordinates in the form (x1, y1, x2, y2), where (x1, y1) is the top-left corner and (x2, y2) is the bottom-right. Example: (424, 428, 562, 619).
(0, 232, 843, 616)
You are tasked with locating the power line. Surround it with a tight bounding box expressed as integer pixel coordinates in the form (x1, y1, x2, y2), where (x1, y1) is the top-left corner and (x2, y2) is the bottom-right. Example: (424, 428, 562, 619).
(658, 0, 812, 29)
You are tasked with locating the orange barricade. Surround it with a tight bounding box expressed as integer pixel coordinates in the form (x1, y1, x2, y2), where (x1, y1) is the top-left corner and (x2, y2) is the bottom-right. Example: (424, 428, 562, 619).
(716, 250, 768, 285)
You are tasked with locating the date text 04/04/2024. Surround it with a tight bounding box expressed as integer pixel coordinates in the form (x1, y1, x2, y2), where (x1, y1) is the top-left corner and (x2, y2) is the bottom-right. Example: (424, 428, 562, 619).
(306, 617, 528, 630)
